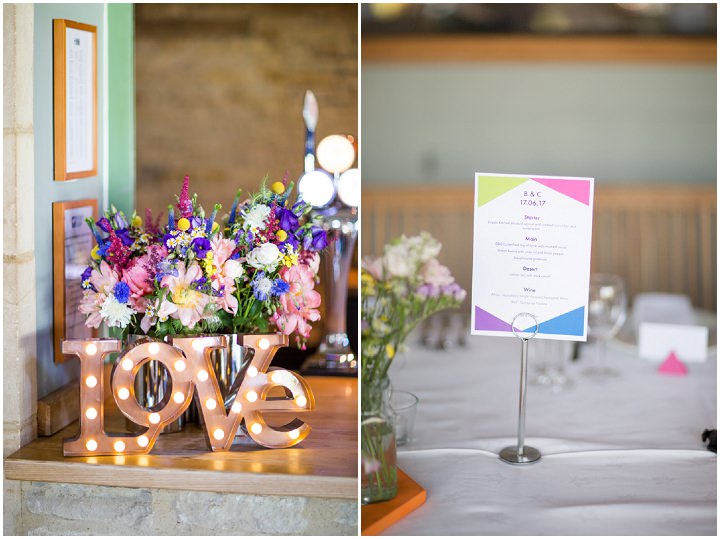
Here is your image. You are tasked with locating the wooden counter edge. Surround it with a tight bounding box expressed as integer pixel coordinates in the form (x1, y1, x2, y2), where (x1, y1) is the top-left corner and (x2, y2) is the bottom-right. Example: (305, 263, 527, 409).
(4, 457, 358, 500)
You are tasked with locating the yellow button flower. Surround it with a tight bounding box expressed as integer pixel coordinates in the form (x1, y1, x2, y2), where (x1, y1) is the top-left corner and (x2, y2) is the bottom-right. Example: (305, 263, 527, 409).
(131, 216, 143, 228)
(276, 230, 288, 242)
(177, 218, 191, 231)
(385, 344, 395, 359)
(270, 181, 285, 195)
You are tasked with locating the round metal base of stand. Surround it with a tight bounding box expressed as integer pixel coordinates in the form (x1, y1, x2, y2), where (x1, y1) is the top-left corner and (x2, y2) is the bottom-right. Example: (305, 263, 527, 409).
(499, 446, 541, 464)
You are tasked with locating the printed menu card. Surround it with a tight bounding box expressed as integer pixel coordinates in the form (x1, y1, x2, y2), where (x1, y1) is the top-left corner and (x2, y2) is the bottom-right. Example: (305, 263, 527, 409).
(471, 173, 594, 341)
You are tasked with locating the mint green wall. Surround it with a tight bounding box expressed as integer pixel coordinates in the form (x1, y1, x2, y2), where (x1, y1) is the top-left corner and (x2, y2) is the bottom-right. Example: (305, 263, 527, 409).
(34, 4, 135, 399)
(108, 3, 135, 217)
(362, 64, 716, 185)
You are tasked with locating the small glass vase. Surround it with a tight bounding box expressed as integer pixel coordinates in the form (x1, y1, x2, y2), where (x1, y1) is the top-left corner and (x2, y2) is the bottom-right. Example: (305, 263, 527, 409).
(361, 378, 398, 505)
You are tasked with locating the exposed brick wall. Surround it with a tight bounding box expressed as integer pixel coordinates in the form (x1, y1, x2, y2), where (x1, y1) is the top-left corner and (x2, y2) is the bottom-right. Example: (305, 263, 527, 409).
(135, 4, 358, 218)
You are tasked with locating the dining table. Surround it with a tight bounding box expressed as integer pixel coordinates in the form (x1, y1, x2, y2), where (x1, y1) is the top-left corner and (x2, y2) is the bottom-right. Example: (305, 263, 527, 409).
(384, 324, 717, 535)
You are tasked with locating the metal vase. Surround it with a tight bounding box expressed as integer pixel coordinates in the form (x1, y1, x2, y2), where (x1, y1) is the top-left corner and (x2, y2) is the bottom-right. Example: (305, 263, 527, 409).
(124, 335, 184, 434)
(190, 334, 254, 426)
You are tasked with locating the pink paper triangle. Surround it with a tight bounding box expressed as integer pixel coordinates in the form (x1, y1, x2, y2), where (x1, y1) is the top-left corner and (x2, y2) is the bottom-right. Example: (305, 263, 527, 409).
(531, 178, 591, 206)
(658, 351, 688, 375)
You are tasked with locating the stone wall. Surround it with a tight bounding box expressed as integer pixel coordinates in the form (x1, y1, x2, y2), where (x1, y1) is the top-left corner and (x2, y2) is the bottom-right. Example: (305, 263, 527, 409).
(134, 3, 358, 218)
(6, 480, 357, 536)
(4, 5, 37, 534)
(3, 2, 37, 458)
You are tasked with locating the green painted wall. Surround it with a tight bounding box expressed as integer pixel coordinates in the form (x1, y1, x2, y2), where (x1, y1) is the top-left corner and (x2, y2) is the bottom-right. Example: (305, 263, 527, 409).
(363, 64, 716, 185)
(108, 3, 135, 217)
(34, 4, 135, 398)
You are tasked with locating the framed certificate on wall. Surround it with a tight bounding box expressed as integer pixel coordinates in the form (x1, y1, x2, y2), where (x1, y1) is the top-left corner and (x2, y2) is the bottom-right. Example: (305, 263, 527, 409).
(53, 19, 98, 181)
(53, 199, 98, 362)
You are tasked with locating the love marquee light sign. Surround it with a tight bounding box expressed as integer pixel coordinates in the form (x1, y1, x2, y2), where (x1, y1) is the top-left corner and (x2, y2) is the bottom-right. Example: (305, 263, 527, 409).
(62, 334, 315, 456)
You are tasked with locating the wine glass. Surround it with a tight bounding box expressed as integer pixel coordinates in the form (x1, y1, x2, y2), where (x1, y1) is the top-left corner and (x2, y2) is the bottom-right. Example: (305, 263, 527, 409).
(584, 274, 628, 378)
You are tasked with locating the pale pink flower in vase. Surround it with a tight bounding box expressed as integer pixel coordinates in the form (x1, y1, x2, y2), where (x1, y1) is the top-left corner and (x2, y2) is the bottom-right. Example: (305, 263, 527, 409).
(79, 261, 120, 328)
(272, 264, 321, 347)
(362, 256, 384, 281)
(419, 258, 454, 287)
(158, 261, 211, 329)
(209, 236, 244, 315)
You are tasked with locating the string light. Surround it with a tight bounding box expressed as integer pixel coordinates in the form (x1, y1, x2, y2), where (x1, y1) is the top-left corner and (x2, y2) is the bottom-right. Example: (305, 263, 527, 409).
(85, 376, 98, 388)
(174, 359, 186, 372)
(85, 407, 98, 420)
(149, 413, 160, 425)
(85, 344, 97, 356)
(205, 398, 217, 410)
(113, 441, 126, 452)
(117, 387, 130, 400)
(137, 435, 149, 448)
(246, 390, 258, 403)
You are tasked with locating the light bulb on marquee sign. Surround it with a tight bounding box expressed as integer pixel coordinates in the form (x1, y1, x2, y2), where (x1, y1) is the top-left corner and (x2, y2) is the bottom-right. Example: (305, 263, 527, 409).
(62, 334, 315, 456)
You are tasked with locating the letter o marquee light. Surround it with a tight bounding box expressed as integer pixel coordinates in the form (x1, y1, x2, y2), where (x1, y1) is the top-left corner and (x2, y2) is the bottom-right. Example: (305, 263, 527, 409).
(62, 334, 314, 456)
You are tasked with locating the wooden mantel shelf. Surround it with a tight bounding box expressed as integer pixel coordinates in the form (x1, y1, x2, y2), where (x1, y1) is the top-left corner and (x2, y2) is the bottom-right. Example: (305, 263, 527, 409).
(5, 377, 358, 500)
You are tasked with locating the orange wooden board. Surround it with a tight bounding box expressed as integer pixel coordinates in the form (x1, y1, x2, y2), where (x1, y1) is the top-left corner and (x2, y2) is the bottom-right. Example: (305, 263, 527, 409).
(362, 468, 426, 536)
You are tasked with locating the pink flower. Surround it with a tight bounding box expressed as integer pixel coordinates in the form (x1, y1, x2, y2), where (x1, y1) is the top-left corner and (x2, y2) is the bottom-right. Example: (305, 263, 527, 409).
(209, 236, 244, 315)
(158, 262, 211, 329)
(272, 264, 321, 347)
(419, 258, 454, 287)
(79, 261, 119, 328)
(122, 257, 153, 312)
(362, 256, 384, 280)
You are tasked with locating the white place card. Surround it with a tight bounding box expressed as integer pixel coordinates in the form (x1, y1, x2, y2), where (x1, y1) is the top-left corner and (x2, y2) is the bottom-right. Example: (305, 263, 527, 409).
(638, 322, 708, 362)
(471, 173, 594, 341)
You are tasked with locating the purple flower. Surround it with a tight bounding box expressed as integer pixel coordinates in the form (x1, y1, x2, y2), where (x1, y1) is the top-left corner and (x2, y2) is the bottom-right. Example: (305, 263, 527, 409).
(81, 266, 94, 290)
(191, 237, 211, 259)
(190, 216, 204, 230)
(112, 213, 128, 230)
(162, 233, 177, 249)
(416, 283, 440, 298)
(303, 226, 328, 252)
(113, 282, 131, 303)
(283, 233, 300, 250)
(115, 228, 134, 246)
(277, 207, 299, 232)
(97, 218, 112, 233)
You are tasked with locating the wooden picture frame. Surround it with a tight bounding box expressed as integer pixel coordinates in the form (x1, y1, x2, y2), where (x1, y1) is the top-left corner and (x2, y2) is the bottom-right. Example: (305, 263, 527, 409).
(53, 199, 99, 363)
(53, 19, 98, 181)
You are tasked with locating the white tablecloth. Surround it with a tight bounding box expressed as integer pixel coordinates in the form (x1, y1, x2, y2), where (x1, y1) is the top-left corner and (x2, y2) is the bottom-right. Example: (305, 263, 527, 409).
(385, 335, 717, 535)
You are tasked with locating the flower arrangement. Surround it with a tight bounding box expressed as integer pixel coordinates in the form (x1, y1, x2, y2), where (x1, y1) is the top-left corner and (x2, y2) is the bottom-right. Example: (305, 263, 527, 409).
(360, 232, 465, 504)
(79, 176, 328, 348)
(361, 232, 466, 385)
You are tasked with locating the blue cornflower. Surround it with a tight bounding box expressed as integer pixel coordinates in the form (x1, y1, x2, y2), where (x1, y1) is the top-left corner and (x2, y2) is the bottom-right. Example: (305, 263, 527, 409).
(112, 282, 131, 303)
(272, 279, 290, 296)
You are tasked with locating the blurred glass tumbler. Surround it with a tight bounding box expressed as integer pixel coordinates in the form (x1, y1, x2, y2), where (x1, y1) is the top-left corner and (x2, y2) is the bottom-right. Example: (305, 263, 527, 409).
(391, 391, 419, 446)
